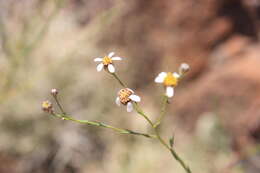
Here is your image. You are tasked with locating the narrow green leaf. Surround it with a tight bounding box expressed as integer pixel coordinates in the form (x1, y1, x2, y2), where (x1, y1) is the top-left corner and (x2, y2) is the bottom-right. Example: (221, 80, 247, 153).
(169, 136, 174, 148)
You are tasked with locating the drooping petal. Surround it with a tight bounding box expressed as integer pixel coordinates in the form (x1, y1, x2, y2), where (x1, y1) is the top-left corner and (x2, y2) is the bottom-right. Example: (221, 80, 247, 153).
(166, 86, 174, 98)
(129, 95, 141, 102)
(173, 72, 180, 78)
(111, 57, 122, 61)
(108, 64, 115, 73)
(126, 102, 133, 112)
(94, 58, 103, 62)
(115, 97, 121, 106)
(154, 75, 164, 83)
(96, 63, 104, 72)
(108, 52, 115, 58)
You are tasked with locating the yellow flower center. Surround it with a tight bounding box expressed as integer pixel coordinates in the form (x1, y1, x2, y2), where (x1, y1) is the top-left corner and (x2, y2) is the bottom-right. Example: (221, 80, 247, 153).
(102, 56, 112, 65)
(163, 72, 178, 86)
(42, 101, 53, 113)
(118, 88, 133, 105)
(42, 101, 51, 109)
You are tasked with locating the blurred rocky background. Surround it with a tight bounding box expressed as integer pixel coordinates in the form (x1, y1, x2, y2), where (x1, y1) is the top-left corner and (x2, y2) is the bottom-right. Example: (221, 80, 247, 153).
(0, 0, 260, 172)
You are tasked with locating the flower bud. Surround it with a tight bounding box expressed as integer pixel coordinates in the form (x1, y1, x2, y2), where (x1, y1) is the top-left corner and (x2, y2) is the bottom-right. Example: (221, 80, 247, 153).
(179, 63, 190, 75)
(42, 100, 53, 113)
(51, 88, 58, 96)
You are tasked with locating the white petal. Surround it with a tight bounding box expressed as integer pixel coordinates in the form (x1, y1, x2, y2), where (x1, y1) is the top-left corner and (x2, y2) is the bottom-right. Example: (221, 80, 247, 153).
(158, 72, 167, 78)
(126, 102, 133, 112)
(111, 57, 122, 61)
(108, 64, 115, 73)
(96, 63, 104, 72)
(94, 58, 103, 62)
(166, 86, 174, 98)
(155, 75, 164, 83)
(129, 95, 141, 102)
(115, 97, 121, 106)
(108, 52, 115, 58)
(173, 72, 180, 78)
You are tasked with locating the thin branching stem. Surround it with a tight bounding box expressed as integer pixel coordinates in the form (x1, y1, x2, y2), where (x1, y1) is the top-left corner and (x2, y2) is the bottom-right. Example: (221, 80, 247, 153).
(51, 91, 155, 139)
(53, 95, 66, 115)
(49, 72, 191, 172)
(154, 95, 169, 128)
(111, 73, 192, 173)
(132, 102, 154, 127)
(134, 105, 192, 173)
(52, 113, 156, 138)
(111, 73, 126, 87)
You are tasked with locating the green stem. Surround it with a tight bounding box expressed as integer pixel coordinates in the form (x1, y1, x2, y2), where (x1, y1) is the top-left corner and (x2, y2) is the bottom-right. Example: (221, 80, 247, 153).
(53, 95, 66, 115)
(132, 102, 154, 127)
(153, 128, 191, 173)
(111, 73, 154, 127)
(52, 113, 155, 139)
(154, 95, 168, 128)
(111, 73, 126, 87)
(111, 71, 192, 173)
(135, 107, 192, 173)
(50, 90, 154, 138)
(169, 146, 192, 173)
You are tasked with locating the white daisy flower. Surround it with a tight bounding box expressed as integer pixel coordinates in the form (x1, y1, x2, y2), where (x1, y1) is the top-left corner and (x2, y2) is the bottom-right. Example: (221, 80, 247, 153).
(94, 52, 122, 73)
(154, 72, 180, 98)
(115, 88, 141, 112)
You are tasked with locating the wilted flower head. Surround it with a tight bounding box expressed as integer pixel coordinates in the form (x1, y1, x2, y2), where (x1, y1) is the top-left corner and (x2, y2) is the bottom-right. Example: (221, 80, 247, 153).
(115, 88, 141, 112)
(154, 72, 180, 98)
(94, 52, 122, 73)
(42, 100, 53, 113)
(51, 88, 58, 96)
(179, 63, 190, 76)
